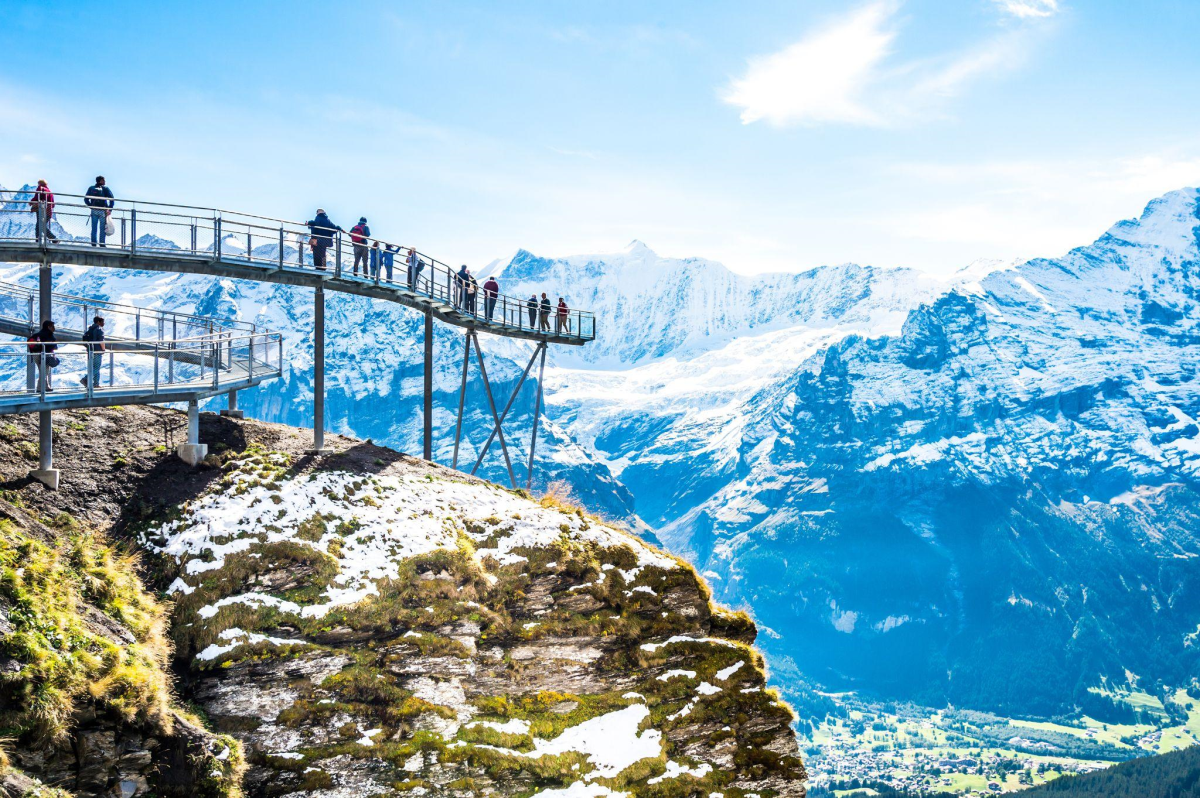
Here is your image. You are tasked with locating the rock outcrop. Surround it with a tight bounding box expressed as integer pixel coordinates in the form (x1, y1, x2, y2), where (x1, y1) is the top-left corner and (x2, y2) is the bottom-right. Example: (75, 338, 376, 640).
(0, 407, 805, 797)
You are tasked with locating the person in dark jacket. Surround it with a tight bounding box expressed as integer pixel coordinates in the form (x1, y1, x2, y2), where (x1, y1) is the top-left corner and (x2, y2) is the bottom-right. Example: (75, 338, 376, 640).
(455, 265, 471, 310)
(483, 277, 499, 322)
(28, 180, 57, 242)
(84, 176, 115, 246)
(80, 315, 106, 387)
(465, 273, 479, 315)
(526, 295, 538, 328)
(305, 209, 342, 271)
(556, 298, 571, 333)
(30, 320, 58, 391)
(538, 293, 552, 332)
(350, 217, 371, 276)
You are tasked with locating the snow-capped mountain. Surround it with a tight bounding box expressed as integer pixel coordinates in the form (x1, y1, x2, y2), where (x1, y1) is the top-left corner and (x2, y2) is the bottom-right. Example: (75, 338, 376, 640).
(5, 178, 1200, 718)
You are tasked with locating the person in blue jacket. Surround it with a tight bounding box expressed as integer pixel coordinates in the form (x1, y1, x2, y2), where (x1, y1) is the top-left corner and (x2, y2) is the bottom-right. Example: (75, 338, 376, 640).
(305, 209, 342, 271)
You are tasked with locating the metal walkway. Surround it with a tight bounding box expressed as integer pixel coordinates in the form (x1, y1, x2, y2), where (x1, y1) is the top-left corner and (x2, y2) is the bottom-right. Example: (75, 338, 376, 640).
(0, 187, 597, 491)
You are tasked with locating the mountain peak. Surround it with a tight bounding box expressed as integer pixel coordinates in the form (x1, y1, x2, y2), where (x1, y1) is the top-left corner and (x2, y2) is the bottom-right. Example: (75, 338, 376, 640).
(623, 239, 655, 256)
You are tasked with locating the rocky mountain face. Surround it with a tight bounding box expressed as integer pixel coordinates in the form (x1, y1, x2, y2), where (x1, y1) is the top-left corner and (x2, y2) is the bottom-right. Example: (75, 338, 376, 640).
(0, 407, 804, 797)
(5, 179, 1200, 721)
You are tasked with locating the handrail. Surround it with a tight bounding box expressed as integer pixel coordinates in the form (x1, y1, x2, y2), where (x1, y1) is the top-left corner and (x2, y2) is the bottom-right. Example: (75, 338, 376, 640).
(0, 279, 256, 337)
(0, 188, 597, 342)
(0, 331, 282, 403)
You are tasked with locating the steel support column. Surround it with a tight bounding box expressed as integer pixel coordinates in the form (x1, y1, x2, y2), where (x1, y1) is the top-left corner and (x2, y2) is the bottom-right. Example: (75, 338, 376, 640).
(526, 344, 547, 492)
(31, 261, 58, 489)
(311, 284, 330, 452)
(451, 332, 472, 470)
(177, 399, 208, 466)
(423, 308, 433, 461)
(221, 388, 243, 419)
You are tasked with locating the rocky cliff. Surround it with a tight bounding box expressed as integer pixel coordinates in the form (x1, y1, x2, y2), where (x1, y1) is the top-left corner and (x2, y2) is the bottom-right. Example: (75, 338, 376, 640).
(0, 407, 804, 797)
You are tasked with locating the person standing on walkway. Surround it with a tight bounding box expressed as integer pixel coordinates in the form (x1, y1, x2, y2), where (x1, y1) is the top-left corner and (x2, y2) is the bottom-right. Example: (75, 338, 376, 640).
(539, 292, 552, 332)
(80, 315, 105, 387)
(350, 217, 371, 276)
(465, 273, 479, 315)
(526, 294, 538, 328)
(556, 297, 571, 333)
(483, 276, 499, 322)
(305, 209, 341, 271)
(455, 265, 471, 309)
(407, 248, 423, 289)
(28, 180, 57, 242)
(381, 243, 398, 282)
(84, 176, 115, 247)
(29, 320, 58, 392)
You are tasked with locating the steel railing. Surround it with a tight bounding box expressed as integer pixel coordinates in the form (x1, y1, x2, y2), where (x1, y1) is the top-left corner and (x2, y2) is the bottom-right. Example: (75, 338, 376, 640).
(0, 279, 256, 342)
(1, 330, 283, 403)
(0, 189, 597, 341)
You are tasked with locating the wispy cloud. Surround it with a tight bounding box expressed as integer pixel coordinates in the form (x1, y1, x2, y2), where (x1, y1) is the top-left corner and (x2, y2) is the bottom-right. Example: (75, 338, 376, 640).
(992, 0, 1059, 19)
(722, 1, 1055, 128)
(721, 3, 897, 127)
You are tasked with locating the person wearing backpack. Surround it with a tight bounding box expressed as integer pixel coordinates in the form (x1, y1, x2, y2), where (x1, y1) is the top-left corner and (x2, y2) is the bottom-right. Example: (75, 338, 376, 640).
(305, 209, 342, 271)
(80, 315, 106, 387)
(539, 293, 552, 332)
(28, 320, 59, 392)
(28, 180, 58, 242)
(483, 276, 499, 322)
(84, 176, 115, 246)
(349, 217, 371, 276)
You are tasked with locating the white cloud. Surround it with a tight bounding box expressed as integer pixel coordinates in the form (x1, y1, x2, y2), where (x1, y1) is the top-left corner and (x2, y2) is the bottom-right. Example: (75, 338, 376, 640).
(721, 2, 897, 127)
(992, 0, 1059, 19)
(722, 1, 1054, 128)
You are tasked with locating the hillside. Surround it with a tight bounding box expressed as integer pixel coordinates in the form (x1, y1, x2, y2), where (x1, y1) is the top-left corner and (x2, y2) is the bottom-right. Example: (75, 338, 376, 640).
(0, 407, 805, 797)
(1019, 745, 1200, 796)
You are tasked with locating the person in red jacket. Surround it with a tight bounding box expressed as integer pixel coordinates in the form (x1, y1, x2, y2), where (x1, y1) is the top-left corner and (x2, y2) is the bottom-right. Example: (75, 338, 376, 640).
(483, 276, 500, 322)
(349, 217, 371, 276)
(556, 297, 571, 334)
(28, 180, 58, 242)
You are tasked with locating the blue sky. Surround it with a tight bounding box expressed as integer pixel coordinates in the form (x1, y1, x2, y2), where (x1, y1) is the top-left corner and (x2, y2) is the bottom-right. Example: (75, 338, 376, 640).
(2, 0, 1199, 276)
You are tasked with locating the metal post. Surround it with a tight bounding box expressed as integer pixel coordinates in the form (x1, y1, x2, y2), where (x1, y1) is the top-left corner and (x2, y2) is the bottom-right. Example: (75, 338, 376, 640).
(130, 208, 137, 253)
(451, 332, 472, 470)
(135, 311, 141, 340)
(470, 332, 518, 488)
(176, 399, 208, 466)
(312, 284, 329, 452)
(153, 344, 159, 393)
(32, 409, 58, 489)
(279, 227, 285, 269)
(191, 222, 197, 252)
(108, 351, 114, 386)
(334, 234, 342, 278)
(471, 342, 542, 476)
(424, 309, 433, 461)
(214, 216, 222, 261)
(527, 344, 547, 492)
(39, 264, 51, 324)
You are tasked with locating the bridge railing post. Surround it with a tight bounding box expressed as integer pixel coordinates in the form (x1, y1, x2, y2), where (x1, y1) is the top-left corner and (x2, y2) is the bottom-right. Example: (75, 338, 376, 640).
(214, 216, 222, 261)
(335, 235, 342, 278)
(278, 227, 285, 269)
(108, 351, 114, 386)
(130, 208, 137, 254)
(86, 343, 94, 400)
(191, 221, 197, 253)
(153, 344, 159, 394)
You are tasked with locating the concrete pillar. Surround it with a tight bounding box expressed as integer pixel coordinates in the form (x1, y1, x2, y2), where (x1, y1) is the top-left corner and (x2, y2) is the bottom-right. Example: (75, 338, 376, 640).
(220, 389, 244, 419)
(176, 400, 208, 466)
(31, 410, 59, 489)
(424, 308, 433, 461)
(311, 285, 331, 453)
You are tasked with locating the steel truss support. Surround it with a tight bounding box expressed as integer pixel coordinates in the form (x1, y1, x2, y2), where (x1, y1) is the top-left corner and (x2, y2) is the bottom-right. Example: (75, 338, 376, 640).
(448, 330, 547, 492)
(423, 308, 433, 461)
(311, 283, 331, 453)
(31, 260, 58, 489)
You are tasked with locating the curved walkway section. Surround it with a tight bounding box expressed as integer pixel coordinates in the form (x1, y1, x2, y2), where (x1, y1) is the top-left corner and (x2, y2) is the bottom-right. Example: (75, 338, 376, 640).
(0, 190, 596, 346)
